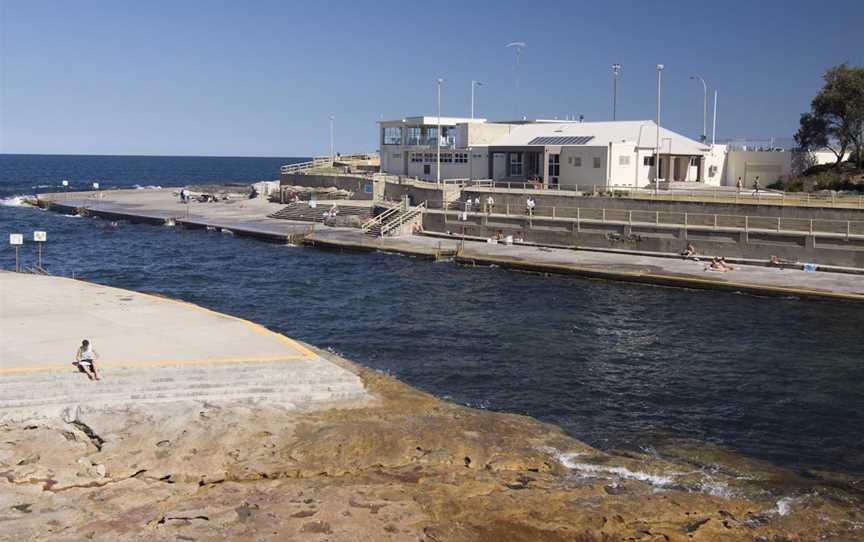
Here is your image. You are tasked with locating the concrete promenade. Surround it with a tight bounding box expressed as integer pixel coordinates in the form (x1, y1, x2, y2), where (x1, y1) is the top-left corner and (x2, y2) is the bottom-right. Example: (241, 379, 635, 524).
(0, 272, 367, 421)
(36, 189, 864, 302)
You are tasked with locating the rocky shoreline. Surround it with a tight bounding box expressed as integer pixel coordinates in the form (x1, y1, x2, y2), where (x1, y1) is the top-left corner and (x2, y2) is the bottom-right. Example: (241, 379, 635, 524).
(2, 345, 862, 541)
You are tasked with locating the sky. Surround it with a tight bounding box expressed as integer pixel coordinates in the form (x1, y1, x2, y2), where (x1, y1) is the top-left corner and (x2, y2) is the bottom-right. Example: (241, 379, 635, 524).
(1, 0, 862, 157)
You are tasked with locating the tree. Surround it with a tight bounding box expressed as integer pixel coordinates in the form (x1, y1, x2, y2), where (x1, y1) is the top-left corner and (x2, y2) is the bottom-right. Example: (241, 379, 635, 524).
(795, 64, 864, 169)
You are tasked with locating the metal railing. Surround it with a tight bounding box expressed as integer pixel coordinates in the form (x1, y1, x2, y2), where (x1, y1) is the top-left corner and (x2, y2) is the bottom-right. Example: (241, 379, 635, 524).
(441, 204, 864, 238)
(280, 153, 379, 175)
(361, 200, 405, 233)
(380, 201, 426, 237)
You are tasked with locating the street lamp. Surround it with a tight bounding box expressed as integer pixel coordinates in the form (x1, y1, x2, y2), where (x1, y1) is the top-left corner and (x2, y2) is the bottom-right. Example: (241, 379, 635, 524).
(505, 42, 527, 118)
(329, 115, 335, 163)
(611, 64, 621, 120)
(655, 64, 664, 194)
(689, 75, 708, 143)
(437, 77, 443, 184)
(471, 80, 483, 119)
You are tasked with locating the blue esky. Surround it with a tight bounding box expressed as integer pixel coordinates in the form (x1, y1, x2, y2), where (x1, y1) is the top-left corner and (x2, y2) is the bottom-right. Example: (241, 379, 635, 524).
(1, 0, 862, 157)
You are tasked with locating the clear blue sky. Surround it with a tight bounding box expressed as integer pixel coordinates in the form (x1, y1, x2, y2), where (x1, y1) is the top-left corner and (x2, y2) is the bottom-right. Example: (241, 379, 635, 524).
(1, 0, 862, 157)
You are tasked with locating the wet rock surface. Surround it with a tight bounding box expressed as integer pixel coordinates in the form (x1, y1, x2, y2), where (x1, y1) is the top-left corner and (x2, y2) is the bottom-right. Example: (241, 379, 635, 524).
(1, 347, 862, 541)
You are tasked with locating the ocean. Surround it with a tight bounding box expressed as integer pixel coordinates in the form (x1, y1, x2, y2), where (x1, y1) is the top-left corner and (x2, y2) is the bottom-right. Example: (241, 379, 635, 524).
(2, 153, 864, 483)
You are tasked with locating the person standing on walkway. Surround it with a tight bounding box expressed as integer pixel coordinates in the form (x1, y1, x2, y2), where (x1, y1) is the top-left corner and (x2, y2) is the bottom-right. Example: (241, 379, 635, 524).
(526, 196, 535, 216)
(74, 339, 101, 381)
(736, 177, 743, 194)
(486, 195, 495, 214)
(753, 177, 761, 195)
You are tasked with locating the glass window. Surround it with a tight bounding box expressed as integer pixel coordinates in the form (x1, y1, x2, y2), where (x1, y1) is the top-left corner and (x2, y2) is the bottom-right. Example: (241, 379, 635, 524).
(619, 156, 630, 166)
(406, 127, 422, 145)
(383, 127, 402, 145)
(548, 154, 560, 177)
(455, 153, 468, 163)
(441, 153, 452, 163)
(411, 153, 423, 163)
(593, 157, 602, 169)
(424, 153, 435, 162)
(643, 156, 655, 166)
(422, 127, 438, 145)
(509, 153, 523, 176)
(573, 156, 582, 167)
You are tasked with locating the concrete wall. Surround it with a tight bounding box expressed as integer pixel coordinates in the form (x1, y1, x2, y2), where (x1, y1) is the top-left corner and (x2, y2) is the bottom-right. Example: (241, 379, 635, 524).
(558, 146, 608, 190)
(280, 174, 375, 200)
(723, 151, 790, 188)
(423, 211, 864, 267)
(460, 189, 864, 222)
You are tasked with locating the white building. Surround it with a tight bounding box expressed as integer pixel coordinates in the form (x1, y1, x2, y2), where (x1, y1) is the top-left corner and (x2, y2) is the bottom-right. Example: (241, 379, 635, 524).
(379, 117, 717, 189)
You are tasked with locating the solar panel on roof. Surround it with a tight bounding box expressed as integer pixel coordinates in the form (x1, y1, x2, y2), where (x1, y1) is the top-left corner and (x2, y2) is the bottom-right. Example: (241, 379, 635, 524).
(528, 136, 595, 145)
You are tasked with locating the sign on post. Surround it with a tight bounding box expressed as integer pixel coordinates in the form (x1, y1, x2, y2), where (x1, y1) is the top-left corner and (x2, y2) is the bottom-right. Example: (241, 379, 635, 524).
(34, 231, 47, 242)
(9, 234, 23, 245)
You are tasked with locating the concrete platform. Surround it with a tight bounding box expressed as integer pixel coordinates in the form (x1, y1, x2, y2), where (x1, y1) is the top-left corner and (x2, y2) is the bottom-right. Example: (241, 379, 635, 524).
(35, 189, 864, 302)
(0, 273, 367, 421)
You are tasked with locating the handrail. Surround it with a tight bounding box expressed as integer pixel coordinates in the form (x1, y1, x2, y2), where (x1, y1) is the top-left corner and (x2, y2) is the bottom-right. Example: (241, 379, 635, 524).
(440, 204, 864, 237)
(281, 153, 379, 175)
(380, 201, 427, 236)
(361, 203, 403, 232)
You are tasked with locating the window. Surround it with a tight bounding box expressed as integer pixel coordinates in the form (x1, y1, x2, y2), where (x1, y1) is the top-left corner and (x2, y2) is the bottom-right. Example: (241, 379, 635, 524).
(548, 154, 560, 177)
(509, 153, 523, 176)
(424, 153, 435, 163)
(643, 156, 655, 166)
(392, 153, 400, 158)
(422, 127, 438, 145)
(406, 127, 422, 145)
(441, 153, 453, 163)
(383, 127, 402, 145)
(619, 156, 630, 166)
(472, 153, 483, 159)
(690, 156, 700, 166)
(593, 156, 602, 169)
(573, 156, 582, 167)
(454, 152, 468, 163)
(411, 152, 423, 163)
(423, 164, 431, 175)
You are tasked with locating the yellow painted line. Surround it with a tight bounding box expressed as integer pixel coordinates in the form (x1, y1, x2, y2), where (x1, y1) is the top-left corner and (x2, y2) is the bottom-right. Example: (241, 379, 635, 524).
(0, 354, 308, 375)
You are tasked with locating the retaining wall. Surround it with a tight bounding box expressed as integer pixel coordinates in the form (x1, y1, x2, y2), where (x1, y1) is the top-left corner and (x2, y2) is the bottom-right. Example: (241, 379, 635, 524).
(423, 211, 864, 268)
(280, 174, 375, 200)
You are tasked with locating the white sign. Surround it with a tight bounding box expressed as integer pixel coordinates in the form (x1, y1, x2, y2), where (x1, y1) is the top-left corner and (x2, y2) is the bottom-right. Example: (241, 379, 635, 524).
(92, 182, 100, 189)
(9, 234, 23, 246)
(33, 231, 47, 242)
(62, 180, 69, 187)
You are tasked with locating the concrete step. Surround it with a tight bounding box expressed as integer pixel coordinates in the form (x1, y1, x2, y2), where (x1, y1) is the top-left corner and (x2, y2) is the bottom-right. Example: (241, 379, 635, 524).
(1, 384, 365, 410)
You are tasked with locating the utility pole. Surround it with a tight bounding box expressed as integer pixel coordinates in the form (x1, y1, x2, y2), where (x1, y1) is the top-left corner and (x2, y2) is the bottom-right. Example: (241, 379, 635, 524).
(655, 64, 664, 194)
(329, 115, 335, 163)
(611, 64, 621, 120)
(689, 75, 708, 142)
(437, 77, 443, 184)
(471, 80, 482, 119)
(506, 42, 527, 118)
(712, 90, 718, 147)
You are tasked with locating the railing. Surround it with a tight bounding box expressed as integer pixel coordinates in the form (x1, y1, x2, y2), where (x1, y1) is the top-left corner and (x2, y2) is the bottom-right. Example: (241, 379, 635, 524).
(380, 201, 427, 237)
(281, 153, 379, 175)
(360, 200, 405, 233)
(441, 204, 864, 238)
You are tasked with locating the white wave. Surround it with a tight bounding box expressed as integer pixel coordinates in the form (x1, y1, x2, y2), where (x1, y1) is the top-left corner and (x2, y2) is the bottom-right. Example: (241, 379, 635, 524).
(552, 450, 678, 487)
(775, 496, 795, 516)
(0, 195, 36, 207)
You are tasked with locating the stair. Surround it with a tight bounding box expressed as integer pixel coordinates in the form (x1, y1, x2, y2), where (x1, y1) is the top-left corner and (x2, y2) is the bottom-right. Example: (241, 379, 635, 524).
(268, 202, 373, 224)
(0, 360, 366, 422)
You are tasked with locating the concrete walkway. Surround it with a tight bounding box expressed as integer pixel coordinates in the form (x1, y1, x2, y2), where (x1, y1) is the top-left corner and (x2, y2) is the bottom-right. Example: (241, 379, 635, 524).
(0, 273, 366, 421)
(36, 189, 864, 302)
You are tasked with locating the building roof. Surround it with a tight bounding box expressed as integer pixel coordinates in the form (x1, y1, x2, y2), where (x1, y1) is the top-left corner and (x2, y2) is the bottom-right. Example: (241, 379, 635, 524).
(379, 116, 487, 126)
(487, 120, 710, 154)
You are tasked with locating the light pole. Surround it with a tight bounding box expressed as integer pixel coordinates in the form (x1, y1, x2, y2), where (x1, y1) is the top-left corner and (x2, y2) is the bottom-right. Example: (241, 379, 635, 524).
(471, 80, 483, 119)
(655, 64, 664, 194)
(437, 77, 443, 184)
(329, 115, 335, 163)
(505, 42, 527, 118)
(712, 90, 718, 146)
(689, 75, 708, 143)
(611, 64, 621, 120)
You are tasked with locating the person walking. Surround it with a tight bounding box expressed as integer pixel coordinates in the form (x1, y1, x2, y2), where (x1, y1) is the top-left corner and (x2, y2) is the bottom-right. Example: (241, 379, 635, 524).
(753, 176, 761, 195)
(735, 177, 743, 194)
(74, 339, 101, 381)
